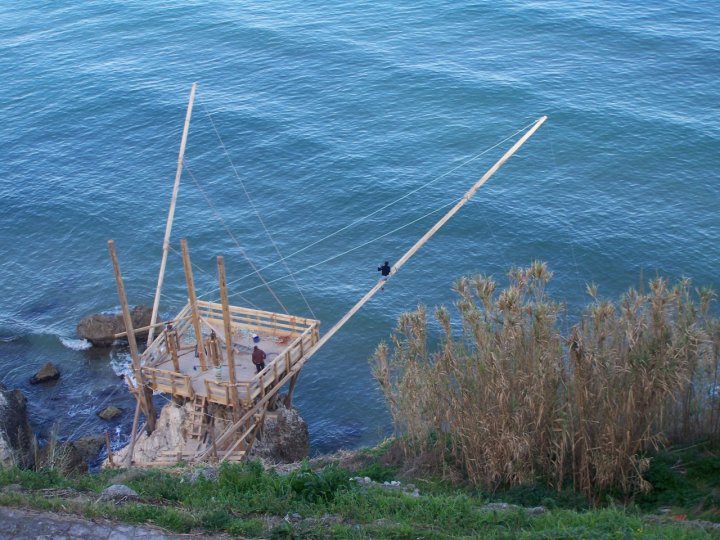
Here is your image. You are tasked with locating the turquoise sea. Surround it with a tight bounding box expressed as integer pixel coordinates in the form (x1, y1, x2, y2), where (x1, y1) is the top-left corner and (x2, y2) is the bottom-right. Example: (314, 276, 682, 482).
(1, 1, 718, 456)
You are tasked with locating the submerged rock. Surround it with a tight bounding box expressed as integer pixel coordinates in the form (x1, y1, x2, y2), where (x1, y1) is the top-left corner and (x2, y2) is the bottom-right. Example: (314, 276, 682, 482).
(97, 406, 123, 421)
(29, 362, 60, 384)
(0, 384, 34, 468)
(76, 305, 152, 347)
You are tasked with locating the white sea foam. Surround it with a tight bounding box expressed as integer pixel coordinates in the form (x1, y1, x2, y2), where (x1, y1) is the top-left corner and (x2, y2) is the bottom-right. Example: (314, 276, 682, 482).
(109, 350, 134, 382)
(59, 337, 92, 351)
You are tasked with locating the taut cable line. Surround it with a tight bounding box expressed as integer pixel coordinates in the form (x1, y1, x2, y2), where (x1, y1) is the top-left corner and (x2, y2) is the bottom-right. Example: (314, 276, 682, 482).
(208, 116, 548, 453)
(199, 118, 540, 300)
(199, 97, 316, 319)
(182, 160, 289, 314)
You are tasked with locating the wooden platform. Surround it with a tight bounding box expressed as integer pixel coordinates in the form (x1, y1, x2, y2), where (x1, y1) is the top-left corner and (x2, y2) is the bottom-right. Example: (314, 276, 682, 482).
(140, 300, 320, 407)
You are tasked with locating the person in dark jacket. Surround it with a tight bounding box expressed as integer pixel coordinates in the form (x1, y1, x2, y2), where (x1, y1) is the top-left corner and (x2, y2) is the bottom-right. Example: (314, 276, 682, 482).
(378, 261, 391, 289)
(252, 345, 266, 373)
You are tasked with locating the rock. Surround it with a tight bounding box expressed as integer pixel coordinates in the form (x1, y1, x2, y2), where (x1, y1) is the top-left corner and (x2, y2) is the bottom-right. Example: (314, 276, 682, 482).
(108, 401, 189, 467)
(36, 441, 87, 475)
(0, 384, 34, 468)
(97, 406, 123, 421)
(73, 435, 105, 465)
(29, 362, 60, 384)
(249, 402, 309, 463)
(184, 467, 218, 484)
(76, 305, 152, 347)
(1, 484, 24, 493)
(99, 484, 139, 502)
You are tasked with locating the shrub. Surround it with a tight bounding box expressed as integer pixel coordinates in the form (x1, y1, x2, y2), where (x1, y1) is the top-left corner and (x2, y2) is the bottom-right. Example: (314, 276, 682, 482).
(373, 263, 720, 501)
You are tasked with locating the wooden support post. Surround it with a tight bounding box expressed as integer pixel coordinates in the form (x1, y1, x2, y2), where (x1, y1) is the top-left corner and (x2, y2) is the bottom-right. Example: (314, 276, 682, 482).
(108, 240, 157, 433)
(181, 239, 207, 371)
(284, 372, 300, 408)
(166, 328, 180, 372)
(217, 256, 239, 411)
(105, 431, 114, 467)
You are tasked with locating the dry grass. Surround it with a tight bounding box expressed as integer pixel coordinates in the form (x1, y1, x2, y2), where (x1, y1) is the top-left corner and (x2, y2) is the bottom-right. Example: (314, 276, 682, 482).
(373, 262, 720, 501)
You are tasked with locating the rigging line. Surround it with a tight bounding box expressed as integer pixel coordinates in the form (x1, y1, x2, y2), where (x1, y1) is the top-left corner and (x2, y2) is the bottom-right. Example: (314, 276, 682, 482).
(199, 97, 317, 320)
(213, 118, 540, 297)
(65, 382, 124, 442)
(228, 196, 459, 301)
(166, 244, 261, 311)
(182, 160, 289, 314)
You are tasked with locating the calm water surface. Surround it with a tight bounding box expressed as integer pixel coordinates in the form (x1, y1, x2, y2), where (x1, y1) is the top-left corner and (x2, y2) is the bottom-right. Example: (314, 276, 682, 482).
(0, 1, 718, 455)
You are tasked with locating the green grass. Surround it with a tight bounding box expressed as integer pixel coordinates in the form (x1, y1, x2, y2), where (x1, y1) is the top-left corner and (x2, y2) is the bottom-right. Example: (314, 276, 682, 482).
(1, 450, 719, 538)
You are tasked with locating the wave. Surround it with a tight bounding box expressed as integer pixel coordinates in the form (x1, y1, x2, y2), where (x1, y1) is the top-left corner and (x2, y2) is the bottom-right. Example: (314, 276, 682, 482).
(109, 350, 134, 381)
(59, 337, 92, 350)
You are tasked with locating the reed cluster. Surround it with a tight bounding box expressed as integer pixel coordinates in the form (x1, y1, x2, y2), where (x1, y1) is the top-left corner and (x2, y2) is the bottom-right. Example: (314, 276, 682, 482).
(373, 262, 720, 500)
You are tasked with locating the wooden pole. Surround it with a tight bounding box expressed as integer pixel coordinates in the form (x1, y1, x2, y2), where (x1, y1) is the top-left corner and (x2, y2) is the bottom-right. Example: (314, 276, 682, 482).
(108, 240, 157, 433)
(105, 431, 114, 467)
(181, 239, 207, 371)
(217, 256, 239, 410)
(125, 400, 141, 468)
(147, 82, 198, 346)
(114, 317, 190, 339)
(203, 116, 548, 454)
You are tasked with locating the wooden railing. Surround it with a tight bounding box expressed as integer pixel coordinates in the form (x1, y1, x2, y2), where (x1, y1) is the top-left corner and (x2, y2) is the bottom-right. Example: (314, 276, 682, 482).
(143, 367, 194, 398)
(196, 300, 317, 338)
(197, 323, 318, 408)
(141, 304, 192, 367)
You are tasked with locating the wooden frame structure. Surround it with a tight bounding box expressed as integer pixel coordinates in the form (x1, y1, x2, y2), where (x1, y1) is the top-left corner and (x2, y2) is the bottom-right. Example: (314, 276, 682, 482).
(109, 239, 320, 466)
(107, 106, 547, 468)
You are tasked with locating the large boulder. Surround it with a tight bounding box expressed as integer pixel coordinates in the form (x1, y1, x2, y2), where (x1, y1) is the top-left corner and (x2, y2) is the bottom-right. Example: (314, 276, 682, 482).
(76, 305, 152, 347)
(0, 384, 34, 468)
(249, 402, 309, 464)
(29, 362, 60, 384)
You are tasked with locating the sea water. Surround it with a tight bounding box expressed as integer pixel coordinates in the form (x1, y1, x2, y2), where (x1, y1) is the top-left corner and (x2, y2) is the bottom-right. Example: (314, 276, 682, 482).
(0, 1, 718, 455)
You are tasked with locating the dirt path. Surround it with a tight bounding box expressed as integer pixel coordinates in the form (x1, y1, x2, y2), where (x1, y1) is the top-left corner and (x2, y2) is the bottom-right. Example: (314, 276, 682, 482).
(0, 507, 227, 539)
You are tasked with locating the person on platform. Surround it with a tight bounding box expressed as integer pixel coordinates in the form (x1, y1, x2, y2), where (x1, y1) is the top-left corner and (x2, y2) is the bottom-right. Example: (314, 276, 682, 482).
(252, 345, 267, 373)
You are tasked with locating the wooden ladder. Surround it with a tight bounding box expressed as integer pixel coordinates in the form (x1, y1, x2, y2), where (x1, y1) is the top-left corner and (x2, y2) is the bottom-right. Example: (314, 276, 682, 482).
(188, 395, 208, 440)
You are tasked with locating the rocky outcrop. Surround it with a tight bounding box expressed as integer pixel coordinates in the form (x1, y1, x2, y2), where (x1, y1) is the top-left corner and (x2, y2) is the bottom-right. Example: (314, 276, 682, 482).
(108, 399, 310, 468)
(110, 401, 190, 466)
(0, 383, 34, 468)
(29, 362, 60, 384)
(76, 305, 152, 347)
(250, 402, 309, 464)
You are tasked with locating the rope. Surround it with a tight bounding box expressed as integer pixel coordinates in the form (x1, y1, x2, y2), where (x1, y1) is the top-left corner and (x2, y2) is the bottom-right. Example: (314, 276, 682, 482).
(227, 196, 458, 300)
(65, 382, 124, 442)
(182, 160, 289, 314)
(199, 97, 316, 319)
(209, 118, 539, 297)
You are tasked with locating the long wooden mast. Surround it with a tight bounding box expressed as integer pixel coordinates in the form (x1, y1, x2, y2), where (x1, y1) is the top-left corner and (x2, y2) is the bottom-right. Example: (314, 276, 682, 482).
(147, 82, 197, 345)
(208, 115, 548, 452)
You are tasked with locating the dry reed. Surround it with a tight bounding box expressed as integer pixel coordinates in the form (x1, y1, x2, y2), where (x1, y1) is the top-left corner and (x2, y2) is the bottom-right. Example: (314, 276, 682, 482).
(373, 263, 720, 501)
